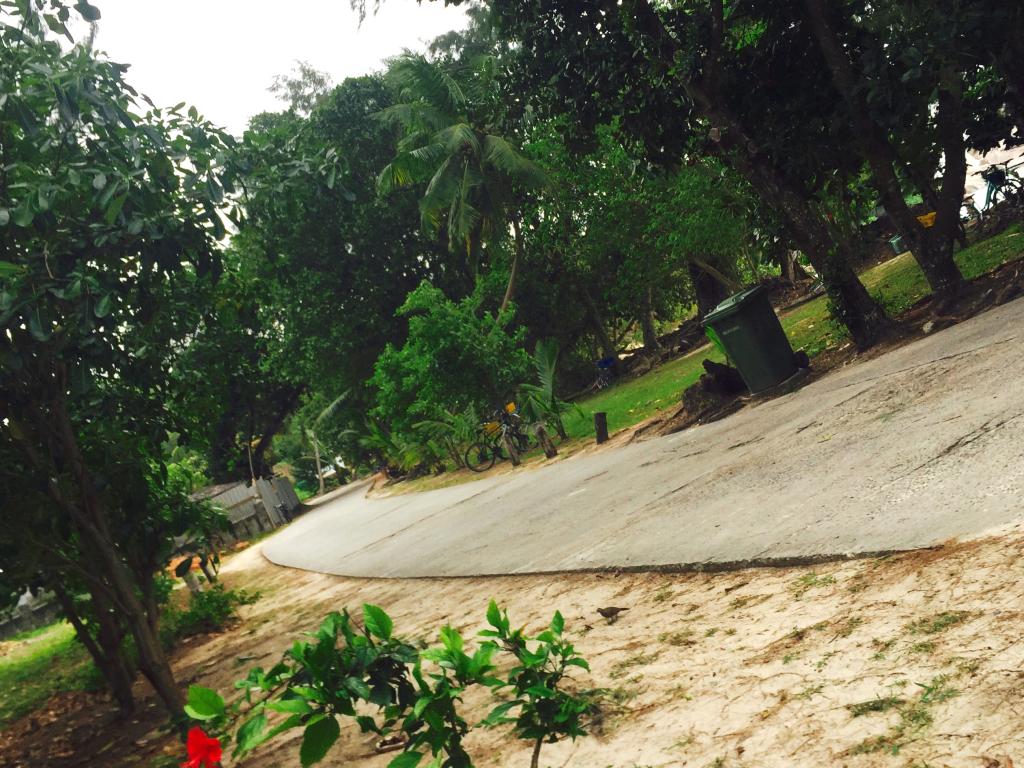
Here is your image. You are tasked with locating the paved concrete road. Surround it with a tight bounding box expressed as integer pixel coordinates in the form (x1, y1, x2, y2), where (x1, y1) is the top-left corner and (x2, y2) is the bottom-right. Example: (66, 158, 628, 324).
(264, 298, 1024, 577)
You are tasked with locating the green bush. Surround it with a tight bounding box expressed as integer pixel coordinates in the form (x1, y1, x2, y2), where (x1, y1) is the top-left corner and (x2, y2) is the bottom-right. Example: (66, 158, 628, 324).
(369, 281, 531, 465)
(163, 585, 260, 644)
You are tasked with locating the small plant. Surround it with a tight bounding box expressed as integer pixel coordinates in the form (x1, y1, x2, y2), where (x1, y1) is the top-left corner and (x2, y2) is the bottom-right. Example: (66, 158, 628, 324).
(905, 611, 968, 635)
(182, 601, 594, 768)
(847, 675, 960, 755)
(791, 572, 836, 598)
(480, 601, 594, 768)
(847, 696, 904, 717)
(609, 651, 660, 679)
(652, 586, 674, 603)
(658, 629, 695, 647)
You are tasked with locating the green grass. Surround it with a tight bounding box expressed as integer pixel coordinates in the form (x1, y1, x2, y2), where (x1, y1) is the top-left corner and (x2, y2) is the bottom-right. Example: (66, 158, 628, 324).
(565, 224, 1024, 440)
(0, 621, 96, 728)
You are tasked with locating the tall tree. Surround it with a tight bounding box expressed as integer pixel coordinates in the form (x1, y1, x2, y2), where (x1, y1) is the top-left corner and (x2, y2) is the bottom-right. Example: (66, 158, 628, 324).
(480, 0, 889, 347)
(377, 53, 546, 312)
(0, 2, 235, 718)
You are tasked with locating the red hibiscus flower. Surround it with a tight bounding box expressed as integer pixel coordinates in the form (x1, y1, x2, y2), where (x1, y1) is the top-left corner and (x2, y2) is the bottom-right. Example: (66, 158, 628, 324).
(181, 727, 222, 768)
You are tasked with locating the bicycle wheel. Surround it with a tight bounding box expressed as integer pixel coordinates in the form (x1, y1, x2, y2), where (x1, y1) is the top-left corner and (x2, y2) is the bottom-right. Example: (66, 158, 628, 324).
(464, 442, 497, 472)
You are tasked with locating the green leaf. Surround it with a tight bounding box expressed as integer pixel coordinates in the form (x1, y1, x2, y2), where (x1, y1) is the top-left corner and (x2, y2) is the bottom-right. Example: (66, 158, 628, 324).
(92, 172, 107, 191)
(267, 698, 313, 715)
(94, 293, 113, 318)
(387, 751, 424, 768)
(184, 686, 225, 721)
(234, 712, 268, 756)
(300, 715, 340, 767)
(104, 192, 128, 224)
(362, 604, 393, 640)
(486, 599, 501, 630)
(551, 611, 564, 635)
(28, 308, 49, 341)
(0, 208, 8, 226)
(12, 203, 34, 228)
(0, 261, 23, 278)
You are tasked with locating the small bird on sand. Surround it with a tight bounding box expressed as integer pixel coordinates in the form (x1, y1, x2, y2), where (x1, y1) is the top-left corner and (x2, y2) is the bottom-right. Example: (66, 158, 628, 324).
(596, 606, 628, 624)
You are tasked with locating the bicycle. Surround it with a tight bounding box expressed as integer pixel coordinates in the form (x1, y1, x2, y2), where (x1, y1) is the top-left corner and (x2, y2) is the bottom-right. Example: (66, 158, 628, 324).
(463, 404, 537, 472)
(978, 159, 1024, 217)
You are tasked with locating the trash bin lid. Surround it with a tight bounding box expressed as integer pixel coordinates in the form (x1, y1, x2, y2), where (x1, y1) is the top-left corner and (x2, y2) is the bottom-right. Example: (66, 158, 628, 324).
(701, 284, 766, 325)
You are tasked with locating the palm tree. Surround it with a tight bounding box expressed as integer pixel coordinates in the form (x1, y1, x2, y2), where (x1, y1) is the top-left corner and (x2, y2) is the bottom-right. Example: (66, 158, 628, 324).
(377, 54, 546, 313)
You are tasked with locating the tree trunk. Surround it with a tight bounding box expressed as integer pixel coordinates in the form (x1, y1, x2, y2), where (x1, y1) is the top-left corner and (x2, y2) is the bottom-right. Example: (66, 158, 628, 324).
(52, 582, 136, 715)
(689, 261, 731, 318)
(801, 0, 964, 301)
(530, 737, 543, 768)
(499, 216, 524, 316)
(312, 431, 325, 496)
(622, 0, 888, 348)
(533, 423, 558, 458)
(639, 287, 664, 355)
(50, 390, 186, 720)
(581, 285, 617, 361)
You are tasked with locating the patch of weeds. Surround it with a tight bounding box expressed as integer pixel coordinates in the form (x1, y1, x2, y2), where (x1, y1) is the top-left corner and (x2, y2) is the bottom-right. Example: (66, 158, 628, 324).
(707, 758, 726, 768)
(908, 641, 935, 655)
(792, 572, 836, 598)
(917, 675, 958, 704)
(704, 627, 719, 637)
(950, 656, 980, 676)
(652, 586, 674, 603)
(672, 734, 695, 750)
(847, 696, 905, 717)
(782, 652, 800, 664)
(847, 676, 959, 755)
(729, 595, 751, 610)
(724, 627, 736, 636)
(609, 651, 660, 679)
(871, 637, 896, 660)
(796, 683, 825, 700)
(814, 651, 837, 671)
(667, 684, 693, 701)
(906, 611, 968, 636)
(658, 628, 695, 647)
(834, 616, 862, 638)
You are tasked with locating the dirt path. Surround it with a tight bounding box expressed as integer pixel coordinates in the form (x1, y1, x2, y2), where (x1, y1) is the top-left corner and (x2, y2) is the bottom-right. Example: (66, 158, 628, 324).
(9, 528, 1024, 768)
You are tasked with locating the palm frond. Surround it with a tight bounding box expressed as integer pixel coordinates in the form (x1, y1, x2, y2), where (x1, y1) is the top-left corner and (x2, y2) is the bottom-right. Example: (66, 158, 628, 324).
(437, 122, 481, 158)
(389, 54, 465, 119)
(378, 151, 432, 193)
(313, 390, 350, 428)
(533, 338, 559, 400)
(482, 135, 548, 189)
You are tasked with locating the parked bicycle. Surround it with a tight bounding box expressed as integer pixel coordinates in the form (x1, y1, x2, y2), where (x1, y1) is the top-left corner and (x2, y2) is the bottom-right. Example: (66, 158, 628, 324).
(463, 403, 537, 472)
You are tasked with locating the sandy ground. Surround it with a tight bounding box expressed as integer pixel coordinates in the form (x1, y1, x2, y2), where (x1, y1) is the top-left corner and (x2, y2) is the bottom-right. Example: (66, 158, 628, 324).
(9, 526, 1024, 768)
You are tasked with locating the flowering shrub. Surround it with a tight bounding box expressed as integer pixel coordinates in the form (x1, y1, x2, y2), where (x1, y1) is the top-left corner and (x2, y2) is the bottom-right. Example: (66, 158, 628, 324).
(181, 727, 222, 768)
(182, 601, 593, 767)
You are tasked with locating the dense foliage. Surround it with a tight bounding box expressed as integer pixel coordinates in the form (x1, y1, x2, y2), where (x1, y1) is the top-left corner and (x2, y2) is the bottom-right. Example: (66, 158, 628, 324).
(2, 0, 1022, 735)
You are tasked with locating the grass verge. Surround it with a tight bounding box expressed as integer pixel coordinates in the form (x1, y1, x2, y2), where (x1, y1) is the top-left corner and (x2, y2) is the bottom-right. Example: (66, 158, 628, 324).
(0, 622, 95, 728)
(563, 224, 1023, 440)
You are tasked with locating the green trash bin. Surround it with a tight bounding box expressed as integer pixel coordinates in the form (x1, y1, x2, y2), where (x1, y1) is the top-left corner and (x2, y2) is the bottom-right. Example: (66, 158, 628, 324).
(701, 285, 797, 394)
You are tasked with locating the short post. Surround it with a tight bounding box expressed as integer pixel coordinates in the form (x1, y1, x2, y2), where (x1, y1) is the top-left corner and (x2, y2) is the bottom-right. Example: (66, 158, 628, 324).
(594, 412, 609, 444)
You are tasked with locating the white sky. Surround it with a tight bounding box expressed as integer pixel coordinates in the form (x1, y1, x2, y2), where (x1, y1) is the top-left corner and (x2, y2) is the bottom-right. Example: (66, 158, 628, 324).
(80, 0, 468, 135)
